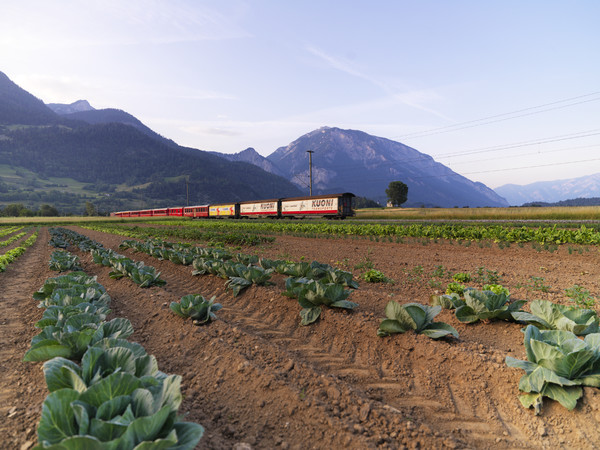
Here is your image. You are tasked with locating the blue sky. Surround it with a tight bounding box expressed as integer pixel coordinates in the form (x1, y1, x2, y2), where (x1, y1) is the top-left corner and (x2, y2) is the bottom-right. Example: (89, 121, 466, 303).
(2, 0, 599, 188)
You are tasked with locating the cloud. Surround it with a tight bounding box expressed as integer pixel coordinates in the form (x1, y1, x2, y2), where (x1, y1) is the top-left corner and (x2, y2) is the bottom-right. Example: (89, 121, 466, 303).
(0, 0, 252, 49)
(305, 45, 452, 122)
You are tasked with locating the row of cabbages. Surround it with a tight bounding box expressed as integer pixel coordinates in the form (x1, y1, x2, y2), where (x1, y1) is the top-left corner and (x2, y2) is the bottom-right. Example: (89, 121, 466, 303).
(23, 234, 204, 449)
(120, 238, 361, 326)
(49, 228, 166, 288)
(431, 286, 600, 414)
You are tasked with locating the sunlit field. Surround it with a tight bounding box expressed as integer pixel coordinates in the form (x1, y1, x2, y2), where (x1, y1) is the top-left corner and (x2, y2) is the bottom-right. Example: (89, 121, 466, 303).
(354, 205, 600, 221)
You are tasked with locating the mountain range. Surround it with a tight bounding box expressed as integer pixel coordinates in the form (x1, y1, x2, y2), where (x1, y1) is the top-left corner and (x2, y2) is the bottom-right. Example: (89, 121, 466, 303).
(495, 173, 600, 206)
(0, 72, 301, 213)
(1, 70, 514, 212)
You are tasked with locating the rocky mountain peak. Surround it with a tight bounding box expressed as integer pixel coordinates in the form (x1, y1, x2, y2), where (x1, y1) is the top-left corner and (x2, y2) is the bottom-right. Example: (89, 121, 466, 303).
(47, 99, 95, 115)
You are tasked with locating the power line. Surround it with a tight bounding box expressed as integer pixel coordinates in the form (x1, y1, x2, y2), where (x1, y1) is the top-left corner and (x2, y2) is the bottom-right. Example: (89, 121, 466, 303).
(393, 91, 600, 140)
(292, 128, 600, 173)
(460, 157, 600, 176)
(446, 144, 598, 166)
(316, 156, 600, 186)
(437, 128, 600, 159)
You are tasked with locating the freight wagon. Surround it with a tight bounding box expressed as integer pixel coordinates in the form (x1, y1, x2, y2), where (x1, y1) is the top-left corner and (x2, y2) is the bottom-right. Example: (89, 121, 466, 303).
(111, 193, 354, 220)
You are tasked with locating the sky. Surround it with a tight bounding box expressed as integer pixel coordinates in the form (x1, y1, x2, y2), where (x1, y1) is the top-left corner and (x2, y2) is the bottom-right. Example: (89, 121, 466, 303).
(1, 0, 599, 189)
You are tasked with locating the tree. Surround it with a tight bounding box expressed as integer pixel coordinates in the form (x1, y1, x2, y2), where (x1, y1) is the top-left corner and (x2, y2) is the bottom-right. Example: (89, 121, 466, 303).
(85, 201, 97, 216)
(39, 204, 59, 217)
(386, 181, 408, 207)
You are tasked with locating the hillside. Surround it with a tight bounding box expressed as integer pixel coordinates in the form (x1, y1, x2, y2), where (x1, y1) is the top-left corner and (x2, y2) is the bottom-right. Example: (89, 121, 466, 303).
(0, 71, 301, 213)
(50, 103, 179, 148)
(0, 72, 63, 125)
(495, 173, 600, 205)
(267, 127, 508, 207)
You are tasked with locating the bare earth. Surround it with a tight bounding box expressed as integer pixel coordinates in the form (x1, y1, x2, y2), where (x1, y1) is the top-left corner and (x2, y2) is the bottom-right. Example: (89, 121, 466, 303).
(2, 226, 600, 449)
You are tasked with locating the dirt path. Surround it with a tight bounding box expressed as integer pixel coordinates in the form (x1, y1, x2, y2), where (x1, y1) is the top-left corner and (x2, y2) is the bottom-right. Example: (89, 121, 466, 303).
(3, 226, 600, 449)
(0, 228, 54, 449)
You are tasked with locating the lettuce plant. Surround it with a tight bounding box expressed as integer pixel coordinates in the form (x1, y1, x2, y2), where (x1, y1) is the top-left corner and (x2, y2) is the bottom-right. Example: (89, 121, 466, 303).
(445, 282, 466, 296)
(482, 283, 510, 296)
(377, 301, 459, 339)
(362, 269, 389, 283)
(506, 325, 600, 414)
(170, 295, 222, 324)
(455, 288, 525, 323)
(511, 300, 599, 335)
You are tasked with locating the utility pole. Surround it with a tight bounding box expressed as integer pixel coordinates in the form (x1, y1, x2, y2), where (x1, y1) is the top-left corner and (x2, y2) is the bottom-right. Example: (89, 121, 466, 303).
(306, 150, 314, 196)
(185, 177, 189, 206)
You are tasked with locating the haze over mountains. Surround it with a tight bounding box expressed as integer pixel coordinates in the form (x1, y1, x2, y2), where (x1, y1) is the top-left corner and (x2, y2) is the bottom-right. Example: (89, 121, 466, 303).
(495, 173, 600, 206)
(4, 69, 592, 212)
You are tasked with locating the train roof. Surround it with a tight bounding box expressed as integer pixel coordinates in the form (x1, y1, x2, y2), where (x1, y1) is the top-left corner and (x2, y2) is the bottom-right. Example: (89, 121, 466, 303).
(281, 192, 355, 202)
(238, 198, 280, 204)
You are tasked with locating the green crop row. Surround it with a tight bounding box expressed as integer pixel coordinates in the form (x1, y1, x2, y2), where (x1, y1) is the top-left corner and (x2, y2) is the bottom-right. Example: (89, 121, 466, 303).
(49, 228, 166, 288)
(83, 223, 274, 247)
(0, 230, 27, 247)
(0, 225, 24, 238)
(128, 219, 600, 246)
(0, 230, 38, 272)
(120, 237, 359, 325)
(24, 262, 204, 448)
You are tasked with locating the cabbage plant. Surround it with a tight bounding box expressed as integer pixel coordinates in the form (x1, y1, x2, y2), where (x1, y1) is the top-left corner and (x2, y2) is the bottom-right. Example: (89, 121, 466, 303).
(455, 288, 525, 323)
(225, 266, 273, 296)
(292, 279, 357, 325)
(34, 273, 106, 302)
(430, 293, 464, 310)
(170, 295, 222, 324)
(42, 339, 163, 392)
(34, 372, 203, 449)
(512, 300, 599, 335)
(35, 303, 110, 329)
(377, 301, 458, 339)
(24, 317, 134, 362)
(506, 325, 600, 414)
(48, 250, 81, 272)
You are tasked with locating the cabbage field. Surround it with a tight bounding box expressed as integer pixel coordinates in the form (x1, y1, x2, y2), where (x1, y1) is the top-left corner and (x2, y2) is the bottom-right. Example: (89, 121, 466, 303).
(2, 219, 600, 449)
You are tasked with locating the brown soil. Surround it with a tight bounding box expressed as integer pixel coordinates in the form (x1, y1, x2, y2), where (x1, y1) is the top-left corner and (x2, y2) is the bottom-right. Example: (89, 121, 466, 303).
(2, 226, 600, 449)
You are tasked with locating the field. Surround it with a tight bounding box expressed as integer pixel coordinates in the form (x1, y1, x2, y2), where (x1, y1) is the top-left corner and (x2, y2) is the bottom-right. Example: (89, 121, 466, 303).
(2, 218, 600, 449)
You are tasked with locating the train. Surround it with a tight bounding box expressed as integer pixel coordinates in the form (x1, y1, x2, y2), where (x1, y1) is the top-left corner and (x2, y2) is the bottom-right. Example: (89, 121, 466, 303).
(110, 192, 355, 220)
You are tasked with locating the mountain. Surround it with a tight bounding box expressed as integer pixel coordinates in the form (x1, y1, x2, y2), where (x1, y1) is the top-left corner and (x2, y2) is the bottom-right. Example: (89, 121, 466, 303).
(47, 99, 94, 115)
(0, 71, 301, 214)
(495, 173, 600, 206)
(210, 147, 285, 176)
(52, 105, 178, 148)
(0, 72, 62, 125)
(267, 127, 508, 207)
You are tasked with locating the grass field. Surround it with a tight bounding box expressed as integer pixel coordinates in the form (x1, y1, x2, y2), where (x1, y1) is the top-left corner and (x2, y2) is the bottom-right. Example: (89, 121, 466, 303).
(2, 205, 600, 225)
(355, 205, 600, 221)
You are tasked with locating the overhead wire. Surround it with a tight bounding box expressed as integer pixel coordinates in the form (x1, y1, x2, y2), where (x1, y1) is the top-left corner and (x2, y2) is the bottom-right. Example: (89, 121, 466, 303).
(290, 92, 600, 187)
(392, 91, 600, 140)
